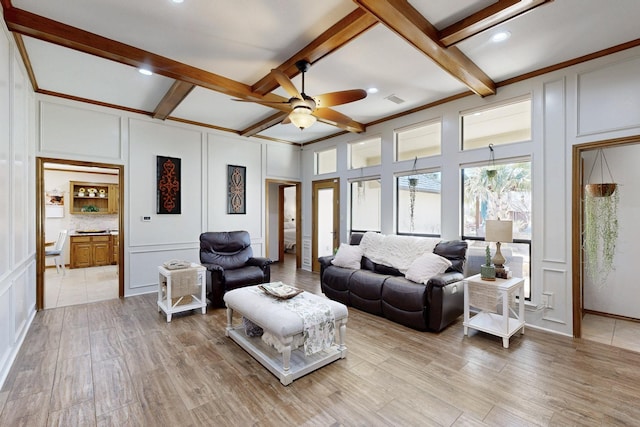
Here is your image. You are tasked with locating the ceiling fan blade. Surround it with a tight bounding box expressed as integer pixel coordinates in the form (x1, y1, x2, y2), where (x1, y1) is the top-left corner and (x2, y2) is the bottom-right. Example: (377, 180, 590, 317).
(281, 115, 291, 125)
(270, 69, 302, 99)
(313, 108, 353, 126)
(313, 89, 367, 108)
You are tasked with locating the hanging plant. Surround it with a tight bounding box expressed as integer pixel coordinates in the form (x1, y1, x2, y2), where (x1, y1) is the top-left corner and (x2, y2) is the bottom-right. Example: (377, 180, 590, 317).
(408, 157, 418, 232)
(486, 143, 497, 178)
(409, 177, 418, 232)
(583, 148, 619, 288)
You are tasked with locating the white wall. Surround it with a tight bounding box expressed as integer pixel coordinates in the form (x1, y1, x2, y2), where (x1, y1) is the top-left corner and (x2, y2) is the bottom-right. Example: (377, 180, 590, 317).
(302, 45, 640, 336)
(0, 23, 37, 387)
(36, 100, 301, 299)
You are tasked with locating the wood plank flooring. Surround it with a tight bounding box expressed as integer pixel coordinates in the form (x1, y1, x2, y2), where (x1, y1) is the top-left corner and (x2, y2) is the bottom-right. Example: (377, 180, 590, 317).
(2, 258, 640, 426)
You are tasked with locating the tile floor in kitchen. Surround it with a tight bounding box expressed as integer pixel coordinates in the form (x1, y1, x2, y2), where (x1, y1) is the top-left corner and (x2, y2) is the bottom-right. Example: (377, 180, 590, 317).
(44, 264, 119, 309)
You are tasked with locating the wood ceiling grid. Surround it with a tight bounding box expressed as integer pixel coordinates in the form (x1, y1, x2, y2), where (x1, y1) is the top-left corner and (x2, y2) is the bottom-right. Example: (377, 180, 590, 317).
(2, 0, 551, 138)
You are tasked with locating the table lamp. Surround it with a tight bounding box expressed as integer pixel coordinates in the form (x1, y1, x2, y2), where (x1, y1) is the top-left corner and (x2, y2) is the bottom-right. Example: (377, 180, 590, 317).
(485, 219, 513, 274)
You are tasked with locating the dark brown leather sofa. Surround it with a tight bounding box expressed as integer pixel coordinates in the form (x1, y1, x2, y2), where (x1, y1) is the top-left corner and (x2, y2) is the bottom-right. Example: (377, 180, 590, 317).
(200, 231, 272, 307)
(319, 233, 467, 332)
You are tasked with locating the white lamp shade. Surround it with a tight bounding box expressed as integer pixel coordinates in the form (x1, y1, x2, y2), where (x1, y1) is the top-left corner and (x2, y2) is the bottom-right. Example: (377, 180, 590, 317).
(485, 220, 513, 243)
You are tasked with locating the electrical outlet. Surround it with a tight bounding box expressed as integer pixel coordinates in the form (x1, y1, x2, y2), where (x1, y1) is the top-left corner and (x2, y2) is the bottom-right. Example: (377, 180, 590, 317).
(542, 291, 553, 309)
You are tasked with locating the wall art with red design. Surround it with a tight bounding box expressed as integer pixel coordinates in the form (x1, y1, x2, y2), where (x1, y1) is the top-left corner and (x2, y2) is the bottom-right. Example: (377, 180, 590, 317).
(157, 155, 181, 214)
(227, 164, 246, 214)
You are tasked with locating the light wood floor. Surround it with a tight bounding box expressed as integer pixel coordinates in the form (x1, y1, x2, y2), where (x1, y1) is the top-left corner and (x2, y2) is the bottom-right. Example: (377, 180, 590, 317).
(2, 258, 640, 426)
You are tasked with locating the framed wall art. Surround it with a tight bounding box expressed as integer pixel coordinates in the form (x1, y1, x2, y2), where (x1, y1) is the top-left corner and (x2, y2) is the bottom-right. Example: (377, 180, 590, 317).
(157, 155, 181, 214)
(227, 164, 246, 214)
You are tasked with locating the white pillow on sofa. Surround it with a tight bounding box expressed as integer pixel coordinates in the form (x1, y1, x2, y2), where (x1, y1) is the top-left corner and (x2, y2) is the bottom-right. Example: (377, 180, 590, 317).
(331, 243, 363, 269)
(405, 252, 452, 284)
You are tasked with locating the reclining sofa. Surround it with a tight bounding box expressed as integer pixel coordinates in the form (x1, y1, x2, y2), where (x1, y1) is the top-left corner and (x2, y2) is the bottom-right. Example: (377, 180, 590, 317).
(319, 233, 467, 332)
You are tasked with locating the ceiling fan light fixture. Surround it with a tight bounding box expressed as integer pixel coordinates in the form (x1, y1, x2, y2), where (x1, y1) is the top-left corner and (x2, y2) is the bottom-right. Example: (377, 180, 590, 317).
(288, 107, 316, 130)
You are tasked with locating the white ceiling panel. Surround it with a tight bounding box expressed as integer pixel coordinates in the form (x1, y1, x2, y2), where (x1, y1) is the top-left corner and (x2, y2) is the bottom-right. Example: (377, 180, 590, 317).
(22, 37, 174, 111)
(172, 87, 278, 131)
(458, 0, 640, 82)
(14, 0, 357, 84)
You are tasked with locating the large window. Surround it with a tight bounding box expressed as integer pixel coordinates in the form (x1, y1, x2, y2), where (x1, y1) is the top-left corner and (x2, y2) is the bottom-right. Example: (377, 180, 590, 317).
(349, 137, 381, 169)
(350, 178, 381, 232)
(397, 171, 441, 236)
(396, 120, 441, 161)
(461, 160, 532, 298)
(315, 147, 337, 175)
(461, 97, 531, 150)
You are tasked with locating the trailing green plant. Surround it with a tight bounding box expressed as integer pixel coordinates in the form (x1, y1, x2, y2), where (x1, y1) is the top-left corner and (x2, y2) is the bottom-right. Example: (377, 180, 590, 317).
(583, 187, 619, 287)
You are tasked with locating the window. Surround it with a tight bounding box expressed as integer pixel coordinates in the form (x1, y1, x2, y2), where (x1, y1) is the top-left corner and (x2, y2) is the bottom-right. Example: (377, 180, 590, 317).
(461, 160, 532, 299)
(315, 147, 337, 175)
(461, 97, 531, 150)
(349, 137, 381, 169)
(396, 120, 441, 161)
(350, 178, 381, 232)
(397, 171, 441, 236)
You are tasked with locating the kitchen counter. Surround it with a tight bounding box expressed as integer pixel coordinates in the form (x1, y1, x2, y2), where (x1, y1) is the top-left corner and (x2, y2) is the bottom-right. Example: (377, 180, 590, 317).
(70, 232, 118, 268)
(71, 230, 118, 236)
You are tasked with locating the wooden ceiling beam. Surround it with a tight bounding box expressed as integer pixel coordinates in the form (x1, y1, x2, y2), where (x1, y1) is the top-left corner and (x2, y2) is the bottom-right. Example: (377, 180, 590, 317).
(2, 7, 283, 102)
(353, 0, 496, 97)
(153, 80, 195, 120)
(240, 112, 289, 137)
(4, 6, 366, 133)
(439, 0, 553, 47)
(251, 8, 378, 96)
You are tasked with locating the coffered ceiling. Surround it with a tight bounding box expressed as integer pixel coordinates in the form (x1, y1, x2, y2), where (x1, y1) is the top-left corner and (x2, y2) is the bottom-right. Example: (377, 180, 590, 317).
(3, 0, 640, 145)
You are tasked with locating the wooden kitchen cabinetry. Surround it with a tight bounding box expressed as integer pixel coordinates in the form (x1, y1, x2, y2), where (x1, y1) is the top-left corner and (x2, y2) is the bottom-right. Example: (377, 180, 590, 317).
(70, 181, 119, 214)
(112, 234, 119, 264)
(70, 235, 112, 268)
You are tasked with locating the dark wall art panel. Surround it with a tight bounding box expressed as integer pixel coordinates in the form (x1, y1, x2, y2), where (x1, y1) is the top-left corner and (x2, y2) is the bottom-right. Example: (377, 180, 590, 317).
(157, 155, 181, 214)
(227, 164, 246, 214)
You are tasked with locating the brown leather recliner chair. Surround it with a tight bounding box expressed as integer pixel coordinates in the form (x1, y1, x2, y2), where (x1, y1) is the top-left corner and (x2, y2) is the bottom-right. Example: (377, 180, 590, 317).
(199, 231, 272, 307)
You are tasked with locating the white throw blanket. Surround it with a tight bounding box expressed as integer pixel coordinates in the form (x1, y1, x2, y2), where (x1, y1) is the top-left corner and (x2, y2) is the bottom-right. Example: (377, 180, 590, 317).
(358, 232, 441, 273)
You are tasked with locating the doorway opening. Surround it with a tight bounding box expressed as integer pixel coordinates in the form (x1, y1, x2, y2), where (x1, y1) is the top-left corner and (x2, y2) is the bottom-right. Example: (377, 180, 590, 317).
(36, 157, 124, 310)
(572, 136, 640, 352)
(265, 180, 301, 269)
(312, 178, 339, 272)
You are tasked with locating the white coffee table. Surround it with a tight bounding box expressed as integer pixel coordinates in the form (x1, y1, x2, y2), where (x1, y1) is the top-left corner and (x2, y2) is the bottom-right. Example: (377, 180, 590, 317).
(224, 285, 348, 385)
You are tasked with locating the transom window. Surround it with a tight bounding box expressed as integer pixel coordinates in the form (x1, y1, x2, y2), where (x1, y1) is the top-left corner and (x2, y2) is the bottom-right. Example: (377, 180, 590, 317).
(396, 120, 441, 161)
(315, 147, 337, 175)
(461, 97, 532, 150)
(349, 137, 381, 169)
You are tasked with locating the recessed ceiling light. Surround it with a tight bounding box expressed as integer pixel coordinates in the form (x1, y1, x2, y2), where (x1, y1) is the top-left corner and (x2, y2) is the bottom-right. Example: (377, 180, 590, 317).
(367, 87, 379, 94)
(491, 31, 511, 43)
(138, 68, 153, 76)
(172, 0, 184, 3)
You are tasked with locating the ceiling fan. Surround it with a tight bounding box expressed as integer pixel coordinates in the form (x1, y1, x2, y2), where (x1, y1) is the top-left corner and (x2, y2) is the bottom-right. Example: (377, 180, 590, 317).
(236, 60, 367, 130)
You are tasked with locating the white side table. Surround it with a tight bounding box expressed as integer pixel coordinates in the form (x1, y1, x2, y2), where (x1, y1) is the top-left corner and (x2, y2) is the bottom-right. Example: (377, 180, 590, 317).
(157, 263, 207, 322)
(463, 273, 525, 348)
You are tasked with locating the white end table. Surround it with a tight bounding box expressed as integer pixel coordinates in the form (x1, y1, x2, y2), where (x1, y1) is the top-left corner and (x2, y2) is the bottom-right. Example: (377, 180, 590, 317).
(463, 273, 525, 348)
(157, 263, 207, 322)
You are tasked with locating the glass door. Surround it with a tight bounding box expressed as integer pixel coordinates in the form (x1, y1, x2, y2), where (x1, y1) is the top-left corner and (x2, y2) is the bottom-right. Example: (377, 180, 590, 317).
(312, 178, 339, 272)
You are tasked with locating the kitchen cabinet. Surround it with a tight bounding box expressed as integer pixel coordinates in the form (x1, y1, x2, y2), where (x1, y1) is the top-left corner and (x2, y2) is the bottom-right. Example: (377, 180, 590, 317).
(70, 181, 119, 214)
(70, 234, 112, 268)
(112, 234, 119, 265)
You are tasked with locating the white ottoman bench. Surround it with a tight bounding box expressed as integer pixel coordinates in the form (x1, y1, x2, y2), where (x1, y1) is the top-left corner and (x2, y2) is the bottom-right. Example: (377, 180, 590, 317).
(224, 285, 348, 385)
